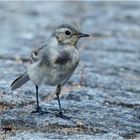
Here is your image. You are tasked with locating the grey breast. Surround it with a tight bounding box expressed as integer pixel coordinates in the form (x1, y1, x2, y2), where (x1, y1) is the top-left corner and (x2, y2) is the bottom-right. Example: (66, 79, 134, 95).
(55, 51, 72, 65)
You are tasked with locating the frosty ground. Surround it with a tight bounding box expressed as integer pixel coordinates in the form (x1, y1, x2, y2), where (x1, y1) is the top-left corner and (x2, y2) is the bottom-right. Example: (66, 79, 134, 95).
(0, 1, 140, 140)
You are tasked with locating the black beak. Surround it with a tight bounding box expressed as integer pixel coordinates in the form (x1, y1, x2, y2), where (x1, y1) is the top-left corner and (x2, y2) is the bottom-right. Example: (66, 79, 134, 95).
(78, 32, 90, 38)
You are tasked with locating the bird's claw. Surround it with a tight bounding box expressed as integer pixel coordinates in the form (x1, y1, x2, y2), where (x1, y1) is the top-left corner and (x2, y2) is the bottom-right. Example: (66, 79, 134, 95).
(31, 107, 49, 115)
(56, 111, 71, 120)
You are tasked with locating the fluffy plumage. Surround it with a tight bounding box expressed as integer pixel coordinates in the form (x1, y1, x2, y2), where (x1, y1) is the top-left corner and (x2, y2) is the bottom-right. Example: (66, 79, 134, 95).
(11, 24, 89, 117)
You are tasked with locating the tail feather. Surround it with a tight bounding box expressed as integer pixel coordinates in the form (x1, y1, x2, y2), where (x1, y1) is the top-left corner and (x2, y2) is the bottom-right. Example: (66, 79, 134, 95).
(11, 72, 30, 91)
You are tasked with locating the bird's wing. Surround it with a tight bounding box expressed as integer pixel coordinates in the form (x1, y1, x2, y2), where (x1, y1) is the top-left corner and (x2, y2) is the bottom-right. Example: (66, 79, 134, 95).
(30, 47, 41, 63)
(29, 40, 48, 64)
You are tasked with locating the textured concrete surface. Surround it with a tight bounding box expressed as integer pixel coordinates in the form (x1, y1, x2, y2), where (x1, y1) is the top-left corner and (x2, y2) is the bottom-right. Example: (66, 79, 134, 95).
(0, 1, 140, 140)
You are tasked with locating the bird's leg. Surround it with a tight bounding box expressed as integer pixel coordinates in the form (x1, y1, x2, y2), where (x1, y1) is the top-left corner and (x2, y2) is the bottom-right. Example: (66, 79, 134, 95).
(35, 85, 40, 111)
(56, 85, 62, 115)
(56, 85, 70, 119)
(32, 85, 48, 114)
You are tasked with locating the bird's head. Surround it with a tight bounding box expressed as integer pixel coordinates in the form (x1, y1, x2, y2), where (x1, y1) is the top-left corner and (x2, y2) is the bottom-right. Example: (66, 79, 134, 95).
(52, 24, 90, 46)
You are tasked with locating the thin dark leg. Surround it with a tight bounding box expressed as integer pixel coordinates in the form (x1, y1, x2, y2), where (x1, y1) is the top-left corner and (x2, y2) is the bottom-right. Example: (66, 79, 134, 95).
(56, 85, 62, 114)
(31, 85, 48, 114)
(36, 85, 39, 109)
(56, 85, 70, 119)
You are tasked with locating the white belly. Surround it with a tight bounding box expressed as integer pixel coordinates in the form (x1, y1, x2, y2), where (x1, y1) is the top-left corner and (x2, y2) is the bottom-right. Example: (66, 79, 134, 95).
(42, 64, 77, 85)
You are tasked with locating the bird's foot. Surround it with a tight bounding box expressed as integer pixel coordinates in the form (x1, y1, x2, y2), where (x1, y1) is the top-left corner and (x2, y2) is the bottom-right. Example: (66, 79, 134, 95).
(56, 111, 71, 120)
(31, 107, 49, 115)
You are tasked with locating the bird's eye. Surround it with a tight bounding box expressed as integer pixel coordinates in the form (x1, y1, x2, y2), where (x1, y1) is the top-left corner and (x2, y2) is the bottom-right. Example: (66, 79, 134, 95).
(65, 30, 71, 35)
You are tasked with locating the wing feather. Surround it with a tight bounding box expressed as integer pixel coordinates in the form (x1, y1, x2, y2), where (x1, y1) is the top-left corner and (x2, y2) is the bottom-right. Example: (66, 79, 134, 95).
(29, 40, 48, 64)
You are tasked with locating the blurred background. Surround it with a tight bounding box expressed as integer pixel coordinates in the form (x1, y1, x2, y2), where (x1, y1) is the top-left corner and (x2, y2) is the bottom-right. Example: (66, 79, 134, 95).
(0, 1, 140, 140)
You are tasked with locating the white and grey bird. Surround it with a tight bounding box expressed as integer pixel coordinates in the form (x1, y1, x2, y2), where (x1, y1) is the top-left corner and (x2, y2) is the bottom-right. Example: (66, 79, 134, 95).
(11, 24, 89, 118)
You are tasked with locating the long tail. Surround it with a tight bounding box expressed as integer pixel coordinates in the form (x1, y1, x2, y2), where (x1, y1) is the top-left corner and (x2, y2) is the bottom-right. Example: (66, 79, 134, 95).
(11, 72, 30, 91)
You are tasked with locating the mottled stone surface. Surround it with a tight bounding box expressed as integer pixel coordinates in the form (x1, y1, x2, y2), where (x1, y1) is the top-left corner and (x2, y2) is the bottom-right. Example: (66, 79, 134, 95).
(0, 1, 140, 140)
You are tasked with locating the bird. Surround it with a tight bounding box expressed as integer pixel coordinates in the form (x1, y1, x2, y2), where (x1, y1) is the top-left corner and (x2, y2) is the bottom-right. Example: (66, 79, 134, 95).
(11, 24, 89, 118)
